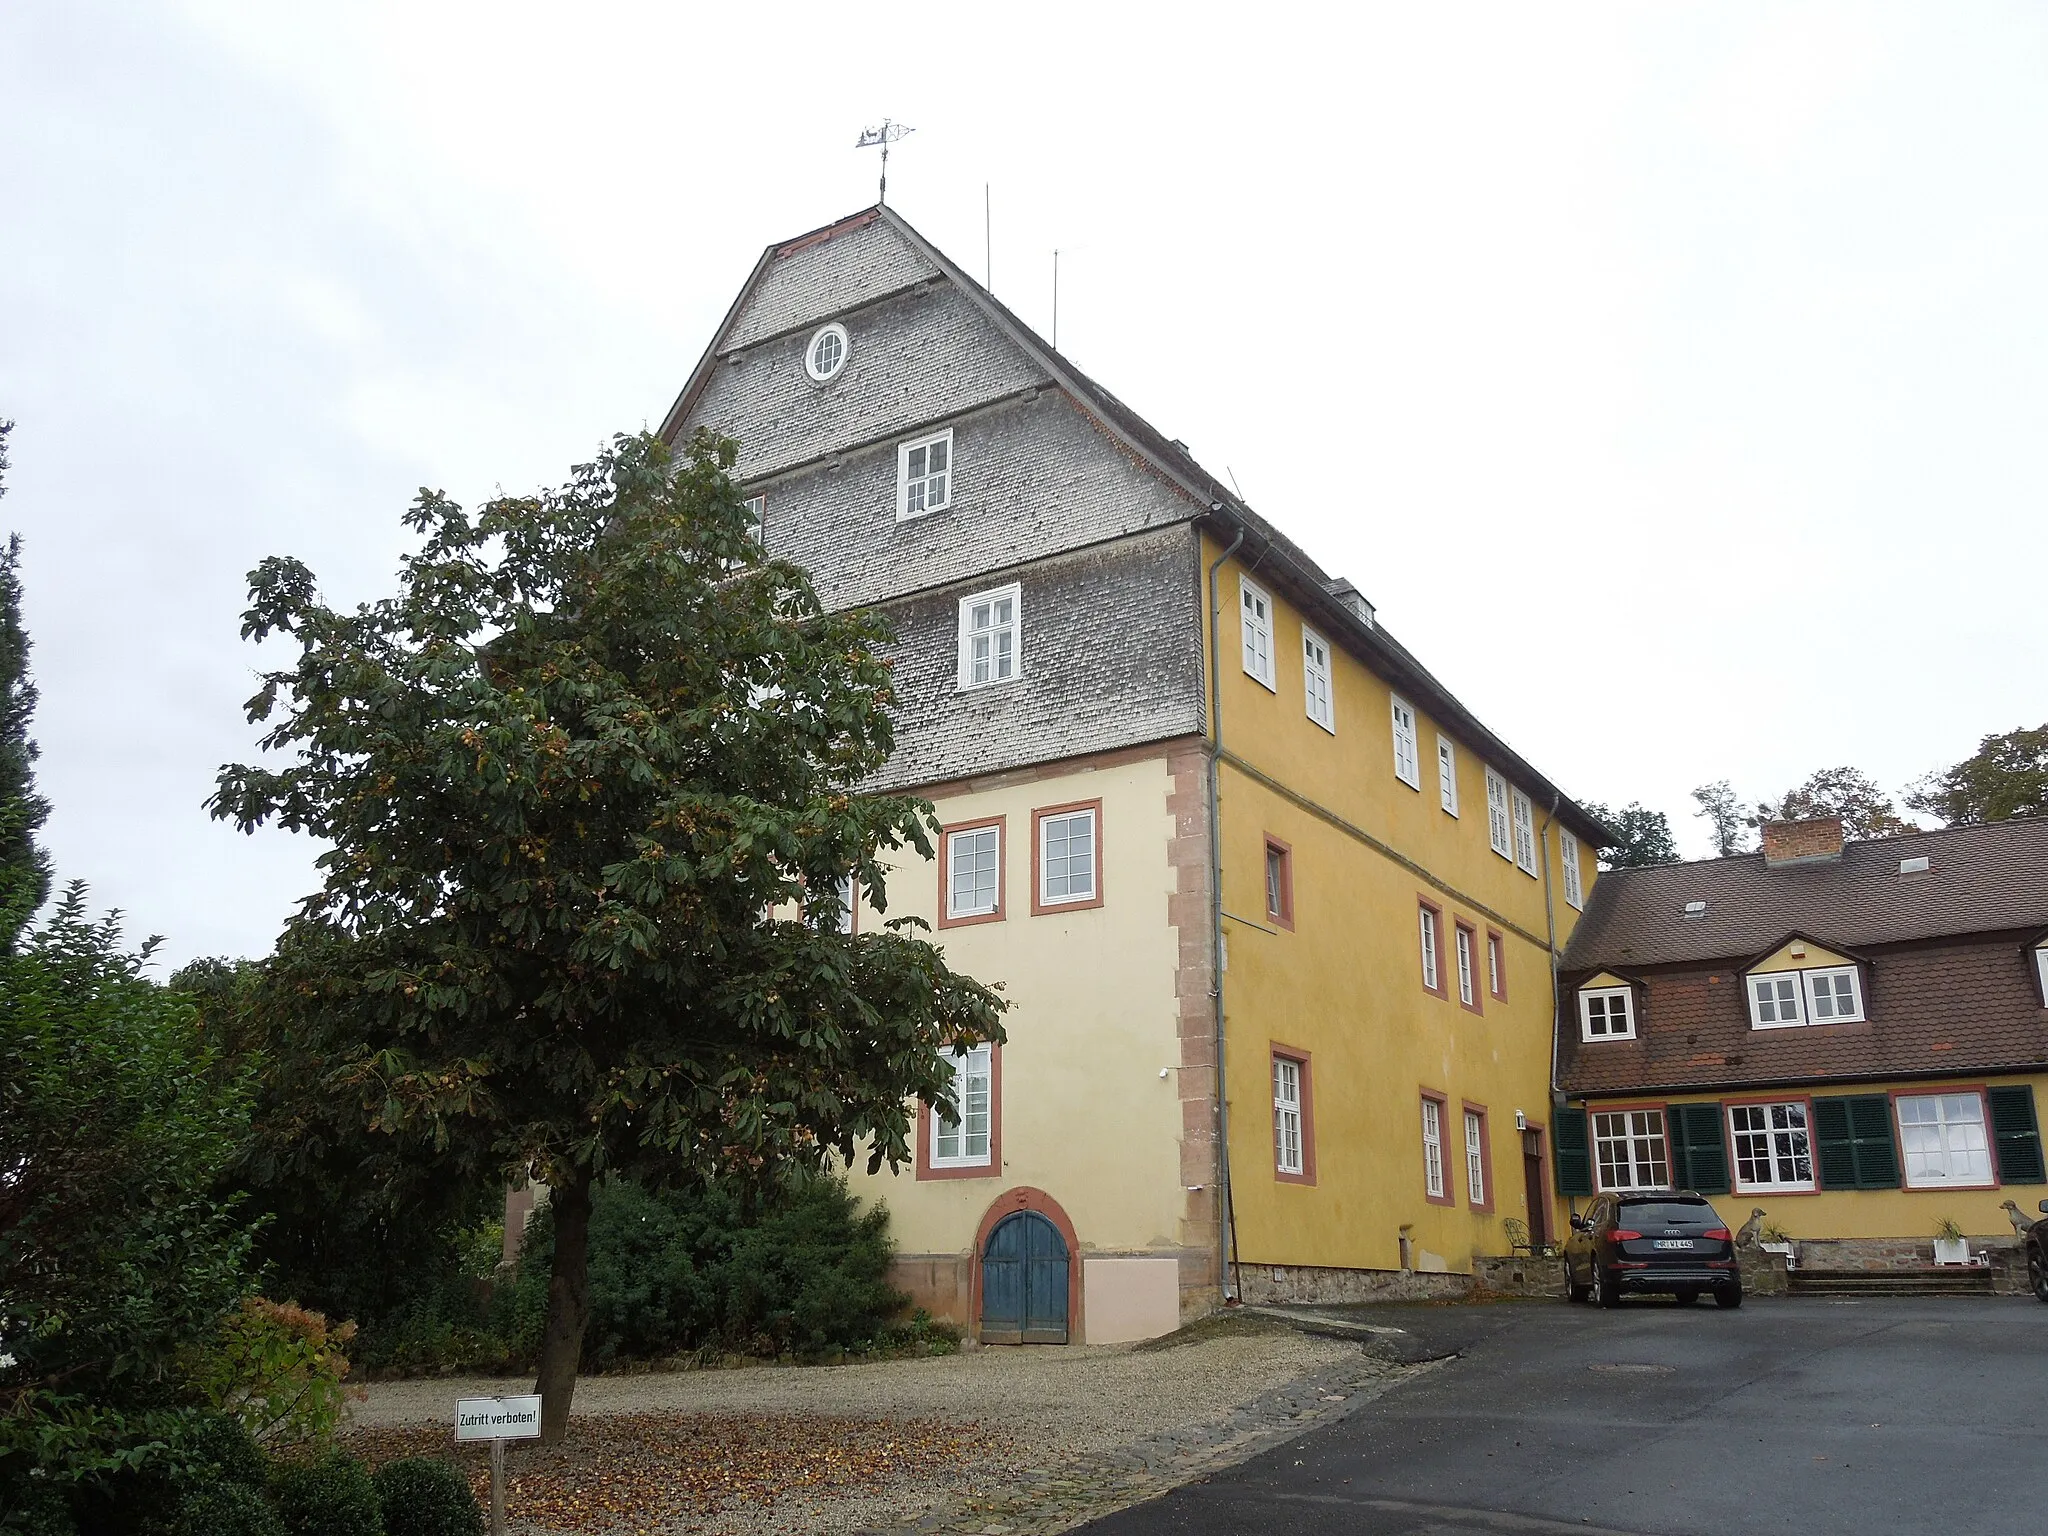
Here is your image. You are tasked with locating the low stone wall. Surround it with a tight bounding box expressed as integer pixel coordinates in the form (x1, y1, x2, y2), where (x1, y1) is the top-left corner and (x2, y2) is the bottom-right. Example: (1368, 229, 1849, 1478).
(1470, 1255, 1564, 1298)
(1235, 1261, 1473, 1305)
(1783, 1236, 2030, 1295)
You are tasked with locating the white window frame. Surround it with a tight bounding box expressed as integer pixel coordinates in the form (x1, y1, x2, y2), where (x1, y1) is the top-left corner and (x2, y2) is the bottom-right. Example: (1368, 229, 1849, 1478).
(1240, 576, 1275, 691)
(1465, 1109, 1487, 1205)
(804, 322, 850, 382)
(1390, 696, 1420, 788)
(1487, 932, 1504, 999)
(1803, 965, 1864, 1023)
(742, 494, 765, 540)
(897, 428, 954, 520)
(1593, 1108, 1671, 1193)
(1728, 1101, 1816, 1193)
(1301, 627, 1335, 733)
(1037, 806, 1097, 907)
(1419, 906, 1441, 992)
(1579, 985, 1635, 1041)
(1747, 972, 1806, 1029)
(2035, 945, 2048, 1001)
(1511, 788, 1537, 876)
(931, 1043, 993, 1168)
(945, 825, 1002, 919)
(833, 873, 857, 936)
(1485, 768, 1512, 859)
(1455, 926, 1475, 1007)
(1273, 1056, 1304, 1176)
(1560, 829, 1583, 910)
(1436, 735, 1459, 816)
(1422, 1098, 1446, 1199)
(1898, 1091, 1994, 1189)
(955, 583, 1020, 691)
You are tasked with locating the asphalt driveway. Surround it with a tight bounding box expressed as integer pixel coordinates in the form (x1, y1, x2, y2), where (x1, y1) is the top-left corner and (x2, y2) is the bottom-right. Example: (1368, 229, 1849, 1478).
(1081, 1297, 2048, 1536)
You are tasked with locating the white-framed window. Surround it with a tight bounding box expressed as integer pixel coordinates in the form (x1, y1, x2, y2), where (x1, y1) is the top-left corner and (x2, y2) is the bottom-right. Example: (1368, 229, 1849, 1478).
(1301, 628, 1334, 733)
(1464, 1109, 1487, 1205)
(1455, 926, 1475, 1007)
(1560, 829, 1583, 910)
(956, 584, 1019, 690)
(1580, 986, 1635, 1041)
(1422, 1098, 1446, 1199)
(1273, 1056, 1304, 1176)
(834, 873, 857, 935)
(1390, 696, 1420, 789)
(1240, 576, 1275, 690)
(1487, 932, 1504, 999)
(1419, 906, 1441, 992)
(945, 825, 1001, 919)
(742, 494, 765, 541)
(2034, 944, 2048, 1000)
(1729, 1101, 1814, 1192)
(1804, 966, 1864, 1023)
(931, 1043, 993, 1167)
(1038, 806, 1096, 906)
(1594, 1108, 1671, 1192)
(897, 428, 953, 519)
(1748, 973, 1805, 1029)
(1485, 768, 1512, 859)
(1511, 788, 1537, 876)
(1437, 735, 1459, 816)
(1898, 1092, 1993, 1188)
(804, 322, 849, 382)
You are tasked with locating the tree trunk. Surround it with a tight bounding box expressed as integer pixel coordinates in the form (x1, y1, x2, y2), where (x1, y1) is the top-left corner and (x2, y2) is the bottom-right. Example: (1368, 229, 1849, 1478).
(533, 1165, 593, 1445)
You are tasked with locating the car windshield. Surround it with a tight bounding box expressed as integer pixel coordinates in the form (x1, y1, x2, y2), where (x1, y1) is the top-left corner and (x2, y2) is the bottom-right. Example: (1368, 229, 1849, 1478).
(1619, 1202, 1716, 1227)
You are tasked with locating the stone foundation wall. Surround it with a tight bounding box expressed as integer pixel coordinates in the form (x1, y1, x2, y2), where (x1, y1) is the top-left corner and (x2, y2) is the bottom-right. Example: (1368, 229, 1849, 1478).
(1235, 1262, 1472, 1305)
(1471, 1256, 1564, 1298)
(1787, 1235, 2021, 1271)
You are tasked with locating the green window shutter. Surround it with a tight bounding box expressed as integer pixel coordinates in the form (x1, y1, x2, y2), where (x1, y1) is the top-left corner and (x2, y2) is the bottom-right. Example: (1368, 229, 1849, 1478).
(1813, 1097, 1861, 1190)
(1671, 1103, 1730, 1194)
(1554, 1107, 1593, 1197)
(1846, 1094, 1900, 1189)
(1989, 1085, 2046, 1185)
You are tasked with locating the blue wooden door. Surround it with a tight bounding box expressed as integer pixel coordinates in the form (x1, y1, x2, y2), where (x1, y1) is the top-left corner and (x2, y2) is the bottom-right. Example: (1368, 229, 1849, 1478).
(980, 1211, 1070, 1344)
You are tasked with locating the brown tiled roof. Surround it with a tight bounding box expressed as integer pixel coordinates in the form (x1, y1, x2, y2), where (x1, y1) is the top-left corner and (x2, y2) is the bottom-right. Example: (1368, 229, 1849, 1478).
(1562, 817, 2048, 971)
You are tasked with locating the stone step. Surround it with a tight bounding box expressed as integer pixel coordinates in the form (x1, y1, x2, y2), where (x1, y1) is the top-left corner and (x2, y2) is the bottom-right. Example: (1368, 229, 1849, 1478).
(1788, 1267, 1995, 1297)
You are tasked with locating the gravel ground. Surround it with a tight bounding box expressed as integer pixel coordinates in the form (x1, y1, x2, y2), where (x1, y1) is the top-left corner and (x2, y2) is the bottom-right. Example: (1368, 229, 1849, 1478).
(350, 1320, 1362, 1534)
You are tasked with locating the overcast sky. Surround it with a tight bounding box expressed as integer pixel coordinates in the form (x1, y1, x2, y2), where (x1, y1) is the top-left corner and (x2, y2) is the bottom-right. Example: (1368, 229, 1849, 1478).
(3, 2, 2044, 969)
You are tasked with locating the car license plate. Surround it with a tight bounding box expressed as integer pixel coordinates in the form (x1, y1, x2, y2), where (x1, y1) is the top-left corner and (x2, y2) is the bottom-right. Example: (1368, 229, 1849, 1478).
(1653, 1239, 1694, 1250)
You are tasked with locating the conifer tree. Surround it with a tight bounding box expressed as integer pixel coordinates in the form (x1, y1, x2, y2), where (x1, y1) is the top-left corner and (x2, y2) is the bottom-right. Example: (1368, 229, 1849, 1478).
(0, 420, 53, 949)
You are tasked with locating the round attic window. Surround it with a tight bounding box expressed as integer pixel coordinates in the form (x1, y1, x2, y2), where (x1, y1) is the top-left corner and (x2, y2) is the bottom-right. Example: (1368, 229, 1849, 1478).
(804, 323, 849, 382)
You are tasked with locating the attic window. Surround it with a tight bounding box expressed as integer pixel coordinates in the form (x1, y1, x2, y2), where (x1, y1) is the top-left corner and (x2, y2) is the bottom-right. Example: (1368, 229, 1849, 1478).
(1899, 856, 1931, 875)
(1683, 901, 1707, 917)
(804, 323, 849, 382)
(1579, 986, 1635, 1041)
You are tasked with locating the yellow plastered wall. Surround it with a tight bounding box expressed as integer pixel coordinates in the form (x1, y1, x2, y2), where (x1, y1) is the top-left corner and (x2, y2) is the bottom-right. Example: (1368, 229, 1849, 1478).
(842, 753, 1191, 1261)
(1749, 940, 1857, 973)
(1205, 537, 1586, 1273)
(1640, 1076, 2048, 1241)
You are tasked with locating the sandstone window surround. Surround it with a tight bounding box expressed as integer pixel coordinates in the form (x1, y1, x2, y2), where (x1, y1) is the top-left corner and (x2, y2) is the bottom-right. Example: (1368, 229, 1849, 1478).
(1729, 1099, 1816, 1192)
(1594, 1107, 1670, 1192)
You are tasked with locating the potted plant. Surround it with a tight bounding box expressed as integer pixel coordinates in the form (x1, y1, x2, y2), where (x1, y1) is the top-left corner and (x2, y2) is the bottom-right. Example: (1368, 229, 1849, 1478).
(1758, 1220, 1796, 1267)
(1932, 1217, 1970, 1266)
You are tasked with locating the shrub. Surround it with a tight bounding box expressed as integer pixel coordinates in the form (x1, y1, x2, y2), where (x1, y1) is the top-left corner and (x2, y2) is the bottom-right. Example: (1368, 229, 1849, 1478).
(1, 1480, 79, 1536)
(178, 1411, 270, 1491)
(171, 1483, 286, 1536)
(373, 1458, 484, 1536)
(191, 1299, 360, 1449)
(270, 1452, 384, 1536)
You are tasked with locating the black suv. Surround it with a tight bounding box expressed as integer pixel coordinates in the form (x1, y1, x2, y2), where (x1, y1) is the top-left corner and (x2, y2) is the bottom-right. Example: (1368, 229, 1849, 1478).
(1564, 1191, 1741, 1308)
(2027, 1200, 2048, 1303)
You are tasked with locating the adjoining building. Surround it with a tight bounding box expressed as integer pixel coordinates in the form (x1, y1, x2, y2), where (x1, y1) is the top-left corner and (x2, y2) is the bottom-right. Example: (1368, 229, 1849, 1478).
(659, 206, 1607, 1342)
(1556, 815, 2048, 1263)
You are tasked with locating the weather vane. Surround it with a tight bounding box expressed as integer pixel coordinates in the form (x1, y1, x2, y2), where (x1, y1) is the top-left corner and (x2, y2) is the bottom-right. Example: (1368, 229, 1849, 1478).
(855, 120, 914, 205)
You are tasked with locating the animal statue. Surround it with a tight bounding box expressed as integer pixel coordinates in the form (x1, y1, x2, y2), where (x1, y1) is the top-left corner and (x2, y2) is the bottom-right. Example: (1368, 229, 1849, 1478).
(1734, 1208, 1766, 1246)
(2000, 1199, 2036, 1237)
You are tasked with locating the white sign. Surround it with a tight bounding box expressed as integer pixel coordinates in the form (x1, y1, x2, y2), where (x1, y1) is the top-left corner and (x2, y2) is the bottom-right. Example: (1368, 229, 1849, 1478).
(455, 1395, 543, 1441)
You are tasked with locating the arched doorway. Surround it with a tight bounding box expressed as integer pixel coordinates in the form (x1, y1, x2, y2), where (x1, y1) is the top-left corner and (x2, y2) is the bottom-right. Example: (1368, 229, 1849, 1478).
(980, 1209, 1070, 1344)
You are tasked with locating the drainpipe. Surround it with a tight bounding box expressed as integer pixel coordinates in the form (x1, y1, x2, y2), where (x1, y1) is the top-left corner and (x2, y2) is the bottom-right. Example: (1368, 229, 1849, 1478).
(1540, 790, 1576, 1225)
(1205, 521, 1246, 1304)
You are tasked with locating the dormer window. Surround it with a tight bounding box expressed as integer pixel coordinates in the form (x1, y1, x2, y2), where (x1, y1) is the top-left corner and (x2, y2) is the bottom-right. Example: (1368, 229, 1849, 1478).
(1750, 973, 1803, 1027)
(1805, 966, 1863, 1022)
(1746, 963, 1865, 1029)
(2033, 941, 2048, 1002)
(1580, 985, 1635, 1041)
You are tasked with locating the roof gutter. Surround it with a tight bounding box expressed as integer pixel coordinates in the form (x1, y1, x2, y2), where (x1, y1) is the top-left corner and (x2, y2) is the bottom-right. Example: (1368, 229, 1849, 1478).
(1205, 521, 1247, 1305)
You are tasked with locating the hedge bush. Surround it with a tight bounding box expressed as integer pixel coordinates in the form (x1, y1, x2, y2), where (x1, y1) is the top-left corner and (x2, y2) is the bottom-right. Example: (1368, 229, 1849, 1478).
(170, 1483, 286, 1536)
(372, 1458, 484, 1536)
(270, 1452, 384, 1536)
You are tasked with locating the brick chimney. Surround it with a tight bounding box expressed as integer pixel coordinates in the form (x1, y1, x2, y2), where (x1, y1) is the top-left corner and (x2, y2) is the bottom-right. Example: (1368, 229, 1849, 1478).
(1761, 816, 1844, 867)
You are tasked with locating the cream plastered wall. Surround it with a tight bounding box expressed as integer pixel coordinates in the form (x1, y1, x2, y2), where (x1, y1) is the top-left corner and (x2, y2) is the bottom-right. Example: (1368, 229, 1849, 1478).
(1748, 941, 1858, 974)
(841, 752, 1190, 1262)
(1615, 1076, 2048, 1240)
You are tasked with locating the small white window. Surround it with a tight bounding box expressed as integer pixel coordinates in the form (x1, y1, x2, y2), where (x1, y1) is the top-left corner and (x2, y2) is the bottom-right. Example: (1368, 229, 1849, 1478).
(1487, 932, 1504, 999)
(1748, 973, 1805, 1029)
(1455, 926, 1475, 1007)
(1561, 829, 1584, 910)
(1301, 628, 1334, 733)
(897, 429, 953, 519)
(834, 873, 857, 935)
(956, 584, 1020, 690)
(1899, 1092, 1992, 1188)
(1804, 966, 1863, 1023)
(1240, 576, 1275, 690)
(742, 494, 765, 542)
(1464, 1110, 1487, 1205)
(1419, 907, 1440, 992)
(1580, 986, 1635, 1040)
(804, 322, 849, 382)
(1729, 1101, 1814, 1192)
(946, 825, 1001, 919)
(1038, 807, 1097, 906)
(1391, 696, 1420, 789)
(1422, 1099, 1445, 1199)
(1485, 768, 1512, 859)
(1511, 788, 1537, 876)
(1593, 1108, 1670, 1192)
(932, 1044, 993, 1167)
(1437, 736, 1459, 816)
(1273, 1056, 1304, 1176)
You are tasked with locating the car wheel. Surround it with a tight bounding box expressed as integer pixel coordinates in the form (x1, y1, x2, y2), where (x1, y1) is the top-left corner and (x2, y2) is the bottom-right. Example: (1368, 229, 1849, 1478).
(1674, 1288, 1700, 1306)
(2028, 1249, 2048, 1305)
(1565, 1256, 1591, 1303)
(1593, 1263, 1621, 1309)
(1714, 1283, 1743, 1309)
